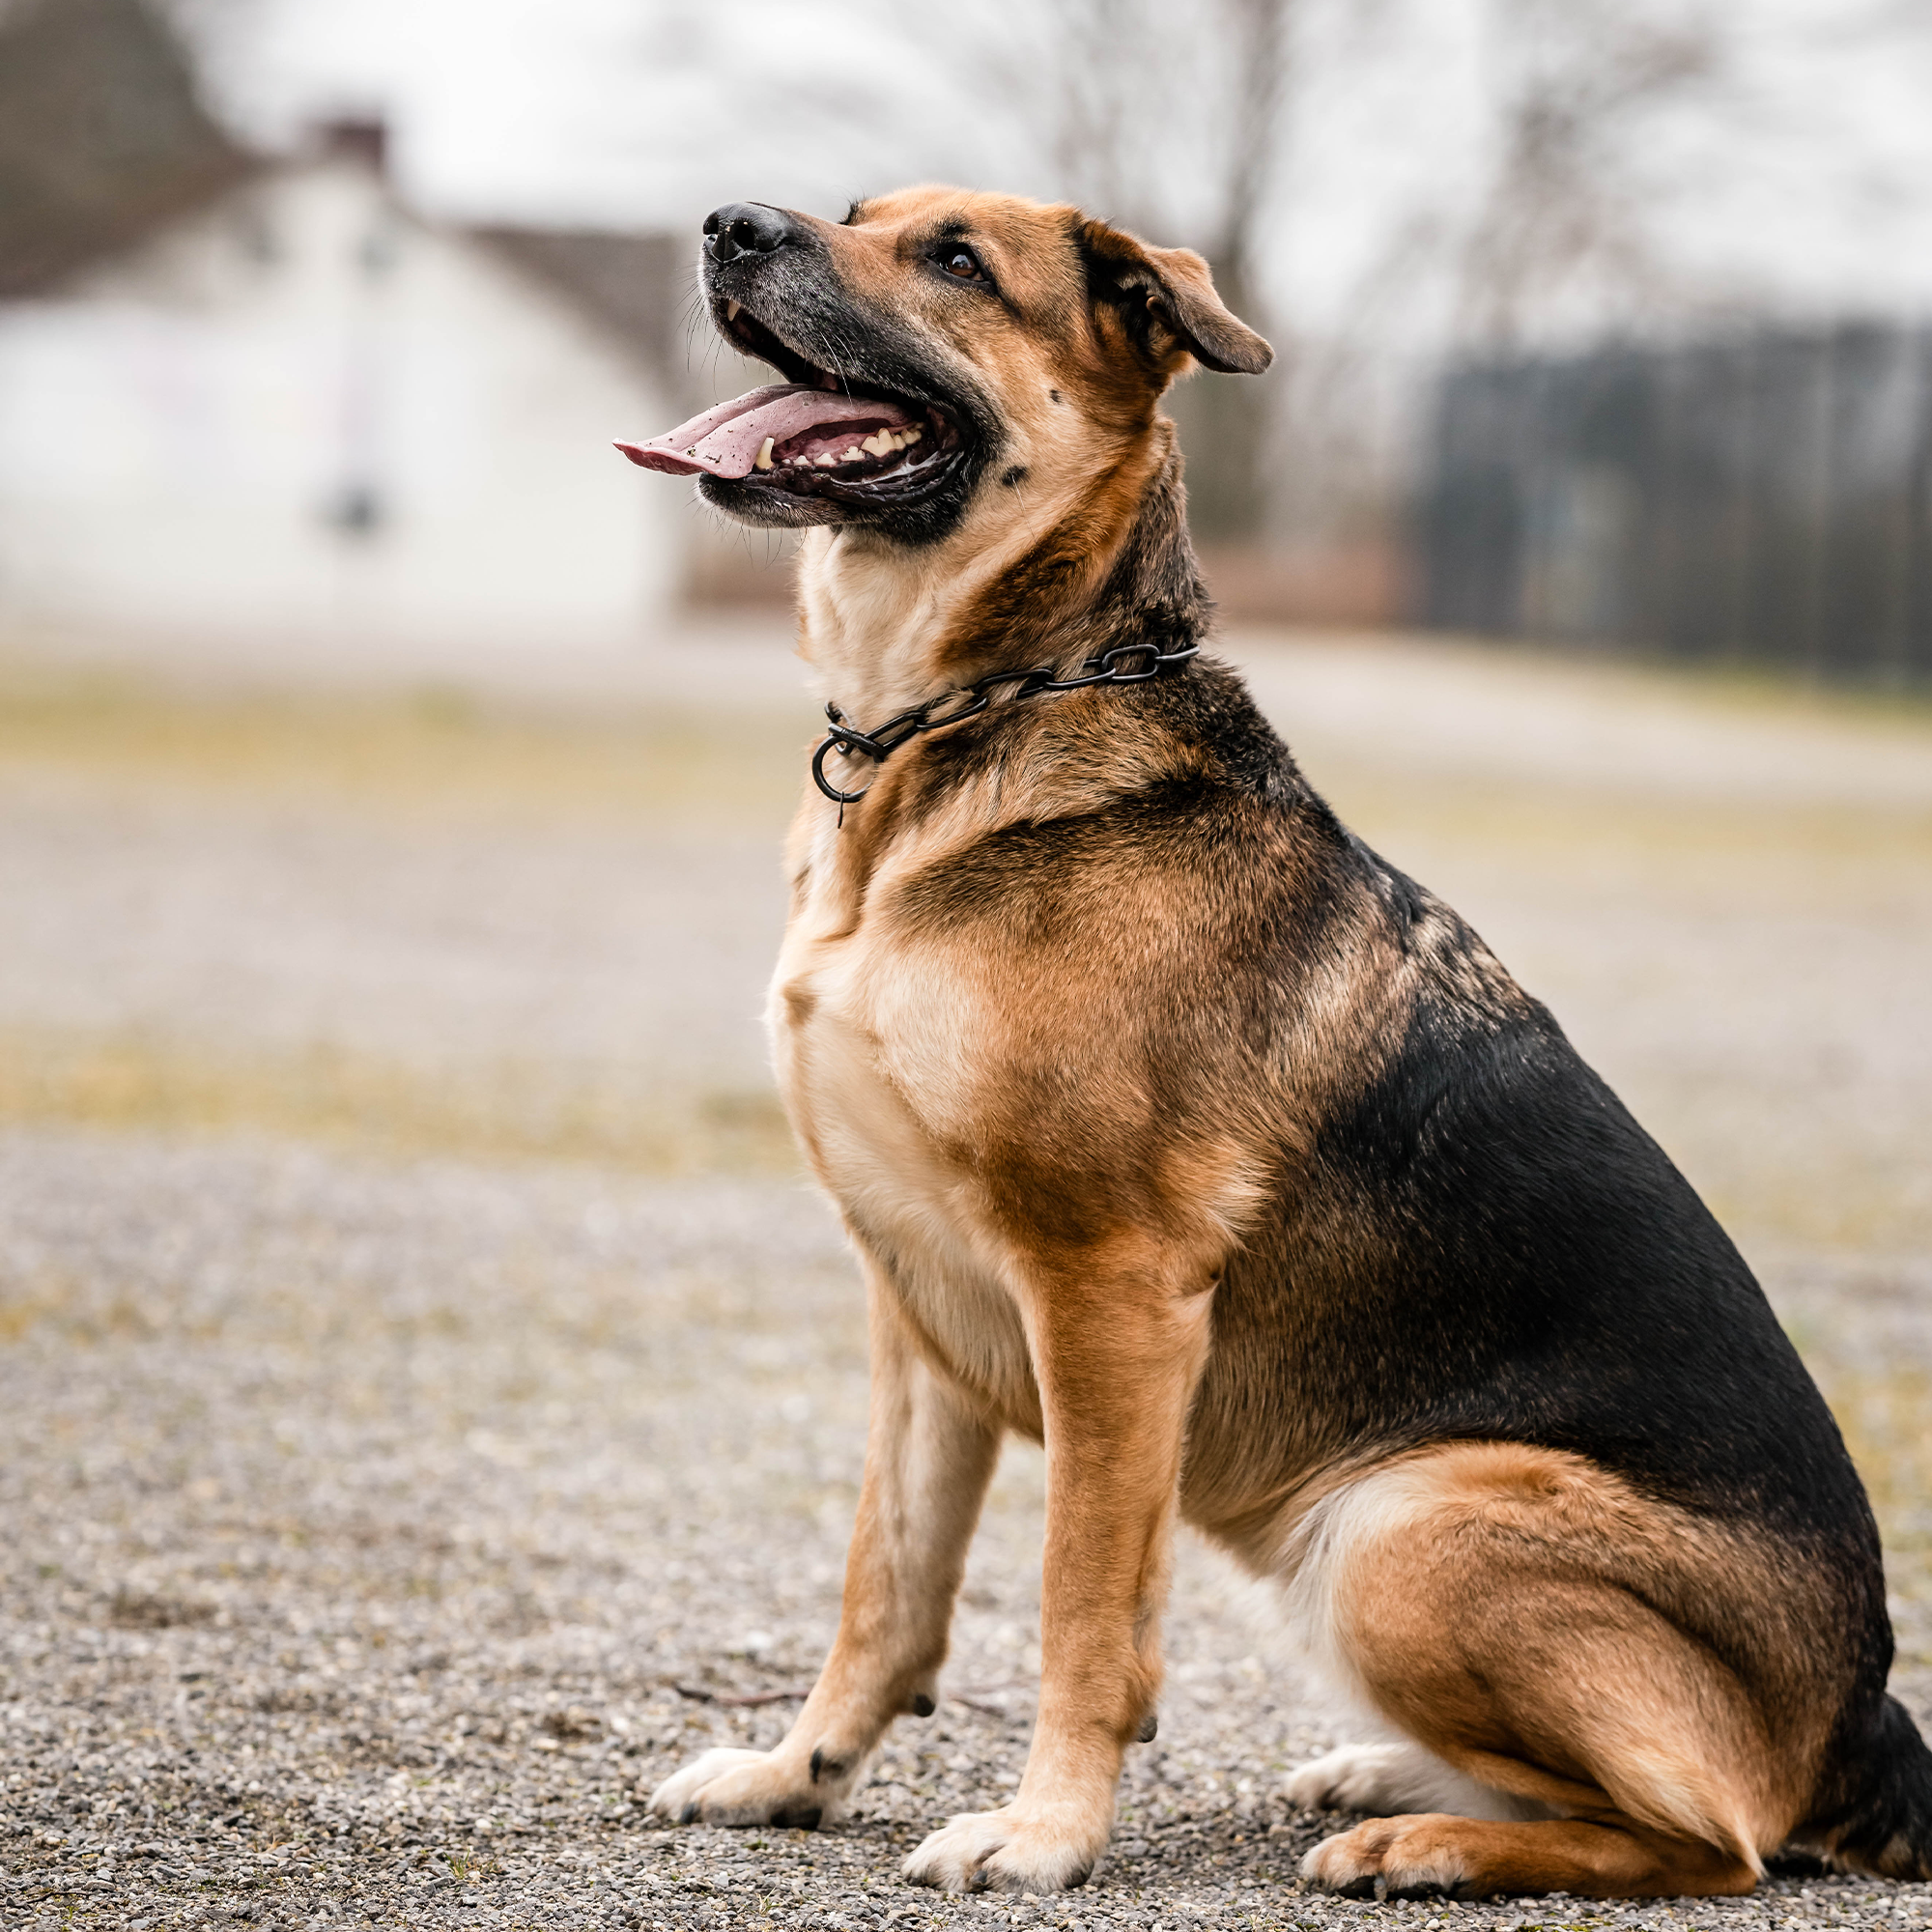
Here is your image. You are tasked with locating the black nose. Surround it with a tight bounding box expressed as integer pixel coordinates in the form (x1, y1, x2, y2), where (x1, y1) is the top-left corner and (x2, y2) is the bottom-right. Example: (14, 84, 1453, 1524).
(703, 202, 797, 264)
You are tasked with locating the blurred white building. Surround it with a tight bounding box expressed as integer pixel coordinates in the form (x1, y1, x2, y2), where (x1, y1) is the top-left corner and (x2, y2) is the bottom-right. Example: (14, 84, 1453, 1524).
(0, 1, 694, 665)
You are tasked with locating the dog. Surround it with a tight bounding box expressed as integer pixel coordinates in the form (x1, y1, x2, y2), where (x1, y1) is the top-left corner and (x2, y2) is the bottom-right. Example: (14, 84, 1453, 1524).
(616, 187, 1932, 1900)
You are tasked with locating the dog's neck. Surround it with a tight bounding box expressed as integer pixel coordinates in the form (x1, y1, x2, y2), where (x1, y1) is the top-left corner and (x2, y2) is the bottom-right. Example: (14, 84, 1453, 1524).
(792, 418, 1206, 729)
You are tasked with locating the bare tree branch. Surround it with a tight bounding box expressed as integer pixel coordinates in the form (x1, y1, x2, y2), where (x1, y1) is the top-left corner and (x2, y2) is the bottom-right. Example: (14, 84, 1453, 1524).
(1456, 0, 1726, 349)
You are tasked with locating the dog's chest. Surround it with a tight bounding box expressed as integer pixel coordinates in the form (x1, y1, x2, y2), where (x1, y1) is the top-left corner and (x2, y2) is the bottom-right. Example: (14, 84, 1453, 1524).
(768, 845, 1041, 1431)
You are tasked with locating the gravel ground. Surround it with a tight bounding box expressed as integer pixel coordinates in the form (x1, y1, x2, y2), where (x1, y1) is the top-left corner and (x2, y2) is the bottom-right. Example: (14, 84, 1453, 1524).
(2, 1131, 1928, 1932)
(1, 627, 1928, 1930)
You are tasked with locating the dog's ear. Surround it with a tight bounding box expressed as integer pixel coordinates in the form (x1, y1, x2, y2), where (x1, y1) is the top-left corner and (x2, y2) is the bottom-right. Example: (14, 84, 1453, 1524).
(1077, 219, 1273, 378)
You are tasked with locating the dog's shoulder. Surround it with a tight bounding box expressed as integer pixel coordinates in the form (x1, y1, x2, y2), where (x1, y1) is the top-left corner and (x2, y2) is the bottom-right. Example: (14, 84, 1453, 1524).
(861, 657, 1349, 923)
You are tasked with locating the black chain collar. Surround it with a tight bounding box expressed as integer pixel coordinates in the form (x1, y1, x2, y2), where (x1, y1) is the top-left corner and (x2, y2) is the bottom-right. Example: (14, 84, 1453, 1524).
(810, 639, 1201, 808)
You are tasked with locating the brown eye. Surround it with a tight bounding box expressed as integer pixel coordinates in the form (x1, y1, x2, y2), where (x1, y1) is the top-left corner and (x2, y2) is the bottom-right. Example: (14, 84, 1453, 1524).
(941, 246, 983, 281)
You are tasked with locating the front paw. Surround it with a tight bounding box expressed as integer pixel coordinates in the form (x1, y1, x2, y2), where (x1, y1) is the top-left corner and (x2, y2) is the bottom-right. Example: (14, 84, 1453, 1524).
(647, 1746, 854, 1830)
(903, 1803, 1107, 1894)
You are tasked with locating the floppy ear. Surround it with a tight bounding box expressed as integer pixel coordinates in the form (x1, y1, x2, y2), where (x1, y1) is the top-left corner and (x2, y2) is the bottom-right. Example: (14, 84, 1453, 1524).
(1078, 218, 1274, 377)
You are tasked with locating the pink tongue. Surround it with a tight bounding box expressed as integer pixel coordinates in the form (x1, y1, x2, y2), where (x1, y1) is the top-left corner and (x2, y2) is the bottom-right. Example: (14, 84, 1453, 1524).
(615, 384, 916, 478)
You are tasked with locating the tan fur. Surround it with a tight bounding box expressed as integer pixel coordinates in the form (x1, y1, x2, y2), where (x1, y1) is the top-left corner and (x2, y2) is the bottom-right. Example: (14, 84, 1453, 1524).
(646, 186, 1876, 1900)
(1302, 1814, 1760, 1899)
(1281, 1443, 1839, 1894)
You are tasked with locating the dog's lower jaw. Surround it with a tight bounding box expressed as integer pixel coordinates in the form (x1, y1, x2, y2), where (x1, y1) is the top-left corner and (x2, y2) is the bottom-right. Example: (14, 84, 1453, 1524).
(903, 1790, 1116, 1894)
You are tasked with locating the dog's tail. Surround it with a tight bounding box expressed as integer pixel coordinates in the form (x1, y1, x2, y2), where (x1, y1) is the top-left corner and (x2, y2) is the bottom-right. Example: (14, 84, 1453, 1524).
(1808, 1694, 1932, 1880)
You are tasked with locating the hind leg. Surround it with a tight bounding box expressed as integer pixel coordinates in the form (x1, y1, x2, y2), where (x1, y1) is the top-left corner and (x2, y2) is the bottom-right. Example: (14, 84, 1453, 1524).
(1305, 1814, 1757, 1899)
(1291, 1443, 1809, 1899)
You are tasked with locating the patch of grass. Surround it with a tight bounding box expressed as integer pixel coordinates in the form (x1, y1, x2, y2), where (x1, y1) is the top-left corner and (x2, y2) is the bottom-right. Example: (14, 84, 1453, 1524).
(0, 655, 810, 827)
(1316, 765, 1932, 893)
(0, 1027, 799, 1175)
(1811, 1359, 1932, 1662)
(5, 646, 1926, 1260)
(1711, 1163, 1932, 1261)
(1348, 624, 1932, 733)
(108, 1586, 216, 1630)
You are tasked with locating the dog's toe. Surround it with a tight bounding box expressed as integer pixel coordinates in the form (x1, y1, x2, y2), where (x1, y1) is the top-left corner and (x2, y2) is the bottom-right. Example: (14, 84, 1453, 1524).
(1287, 1743, 1406, 1813)
(903, 1804, 1104, 1894)
(1301, 1817, 1470, 1900)
(647, 1747, 844, 1829)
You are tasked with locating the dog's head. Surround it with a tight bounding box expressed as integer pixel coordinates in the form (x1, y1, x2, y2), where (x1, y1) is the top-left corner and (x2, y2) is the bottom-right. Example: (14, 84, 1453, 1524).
(618, 186, 1271, 549)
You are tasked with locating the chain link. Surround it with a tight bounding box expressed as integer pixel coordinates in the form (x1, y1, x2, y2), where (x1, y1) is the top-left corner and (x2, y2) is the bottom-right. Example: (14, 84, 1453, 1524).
(810, 639, 1200, 808)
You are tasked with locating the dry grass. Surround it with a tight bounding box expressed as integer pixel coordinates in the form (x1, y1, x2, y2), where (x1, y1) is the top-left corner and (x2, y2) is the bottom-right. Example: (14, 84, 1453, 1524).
(0, 654, 808, 827)
(2, 648, 1928, 1243)
(1328, 771, 1932, 892)
(1811, 1360, 1932, 1674)
(0, 1028, 797, 1176)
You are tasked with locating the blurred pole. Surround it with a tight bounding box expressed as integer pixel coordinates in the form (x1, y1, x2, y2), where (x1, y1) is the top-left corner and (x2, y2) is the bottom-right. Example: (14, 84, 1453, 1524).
(1455, 0, 1722, 352)
(1908, 328, 1932, 686)
(1179, 0, 1292, 547)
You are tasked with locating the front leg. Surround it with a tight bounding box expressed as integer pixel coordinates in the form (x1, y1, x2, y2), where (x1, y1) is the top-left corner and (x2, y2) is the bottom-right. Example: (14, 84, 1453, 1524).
(649, 1259, 1000, 1829)
(904, 1254, 1214, 1893)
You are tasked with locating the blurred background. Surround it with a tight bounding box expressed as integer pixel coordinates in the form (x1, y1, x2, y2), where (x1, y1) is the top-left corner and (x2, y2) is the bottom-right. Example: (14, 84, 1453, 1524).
(7, 0, 1932, 659)
(1, 4, 1929, 1919)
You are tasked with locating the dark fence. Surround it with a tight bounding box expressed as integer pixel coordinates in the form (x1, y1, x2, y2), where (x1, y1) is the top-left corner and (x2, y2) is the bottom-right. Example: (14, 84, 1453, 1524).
(1415, 324, 1932, 686)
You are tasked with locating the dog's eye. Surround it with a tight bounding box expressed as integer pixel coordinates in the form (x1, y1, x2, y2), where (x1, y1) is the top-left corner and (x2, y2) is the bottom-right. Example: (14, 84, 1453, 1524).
(938, 245, 986, 283)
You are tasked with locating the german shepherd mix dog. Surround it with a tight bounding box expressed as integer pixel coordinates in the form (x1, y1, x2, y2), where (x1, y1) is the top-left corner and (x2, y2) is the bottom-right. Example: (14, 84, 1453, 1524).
(618, 188, 1932, 1900)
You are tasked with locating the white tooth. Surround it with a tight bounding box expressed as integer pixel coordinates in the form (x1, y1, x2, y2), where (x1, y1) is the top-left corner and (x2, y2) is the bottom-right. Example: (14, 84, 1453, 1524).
(903, 424, 923, 443)
(862, 433, 888, 456)
(725, 300, 742, 322)
(789, 456, 810, 468)
(754, 437, 775, 471)
(838, 447, 863, 464)
(888, 433, 906, 450)
(815, 452, 838, 468)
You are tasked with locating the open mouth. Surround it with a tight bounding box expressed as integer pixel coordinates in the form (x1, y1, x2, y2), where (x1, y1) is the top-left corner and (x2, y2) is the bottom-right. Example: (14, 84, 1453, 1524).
(615, 302, 965, 501)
